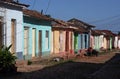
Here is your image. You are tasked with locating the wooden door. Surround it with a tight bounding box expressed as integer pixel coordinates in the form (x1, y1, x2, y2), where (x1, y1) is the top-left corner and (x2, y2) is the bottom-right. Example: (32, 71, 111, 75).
(38, 30, 42, 57)
(11, 19, 16, 53)
(65, 31, 69, 52)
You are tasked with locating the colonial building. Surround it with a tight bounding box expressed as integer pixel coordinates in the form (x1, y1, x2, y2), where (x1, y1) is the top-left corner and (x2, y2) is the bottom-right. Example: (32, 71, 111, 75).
(0, 0, 28, 59)
(23, 9, 52, 59)
(68, 18, 95, 53)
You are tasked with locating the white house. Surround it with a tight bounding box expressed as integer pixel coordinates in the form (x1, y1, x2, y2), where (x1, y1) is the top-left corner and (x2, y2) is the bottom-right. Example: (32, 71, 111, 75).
(0, 0, 29, 59)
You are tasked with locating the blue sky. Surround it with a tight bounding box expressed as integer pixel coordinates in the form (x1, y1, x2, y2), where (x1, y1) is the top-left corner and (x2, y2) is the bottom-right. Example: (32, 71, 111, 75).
(20, 0, 120, 32)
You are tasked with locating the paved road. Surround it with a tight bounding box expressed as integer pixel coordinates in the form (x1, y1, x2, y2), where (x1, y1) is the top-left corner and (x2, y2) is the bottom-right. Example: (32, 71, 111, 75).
(91, 52, 120, 79)
(1, 52, 120, 79)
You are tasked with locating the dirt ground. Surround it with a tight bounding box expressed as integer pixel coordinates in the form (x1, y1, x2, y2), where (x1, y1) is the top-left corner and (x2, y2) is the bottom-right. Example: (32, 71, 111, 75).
(1, 52, 120, 79)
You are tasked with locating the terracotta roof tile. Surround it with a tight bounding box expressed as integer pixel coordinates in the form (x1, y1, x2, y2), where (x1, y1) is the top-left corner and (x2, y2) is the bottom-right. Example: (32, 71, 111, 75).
(92, 30, 117, 36)
(23, 9, 51, 21)
(68, 18, 95, 29)
(52, 18, 88, 33)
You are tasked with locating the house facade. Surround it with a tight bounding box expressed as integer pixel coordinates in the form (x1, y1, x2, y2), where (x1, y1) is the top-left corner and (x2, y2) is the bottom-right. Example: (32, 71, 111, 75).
(91, 30, 104, 50)
(91, 30, 116, 50)
(23, 9, 52, 59)
(68, 18, 95, 53)
(100, 30, 115, 50)
(0, 0, 28, 59)
(51, 19, 75, 56)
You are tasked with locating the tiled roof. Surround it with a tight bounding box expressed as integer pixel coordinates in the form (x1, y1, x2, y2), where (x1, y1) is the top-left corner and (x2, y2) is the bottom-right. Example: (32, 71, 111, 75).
(68, 22, 88, 33)
(91, 30, 104, 36)
(52, 18, 88, 33)
(52, 18, 68, 27)
(92, 30, 117, 36)
(68, 18, 95, 29)
(23, 9, 51, 21)
(100, 30, 117, 36)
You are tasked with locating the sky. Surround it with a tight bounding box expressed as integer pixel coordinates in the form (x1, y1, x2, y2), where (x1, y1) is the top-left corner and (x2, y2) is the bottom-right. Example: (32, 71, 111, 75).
(19, 0, 120, 33)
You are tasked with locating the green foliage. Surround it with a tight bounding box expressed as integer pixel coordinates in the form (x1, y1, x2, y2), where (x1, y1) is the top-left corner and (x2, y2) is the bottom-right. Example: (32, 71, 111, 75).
(0, 45, 17, 72)
(27, 60, 32, 65)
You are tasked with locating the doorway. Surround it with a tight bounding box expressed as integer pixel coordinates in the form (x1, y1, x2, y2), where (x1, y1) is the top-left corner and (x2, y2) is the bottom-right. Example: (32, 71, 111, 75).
(0, 20, 3, 47)
(38, 30, 42, 57)
(11, 19, 16, 53)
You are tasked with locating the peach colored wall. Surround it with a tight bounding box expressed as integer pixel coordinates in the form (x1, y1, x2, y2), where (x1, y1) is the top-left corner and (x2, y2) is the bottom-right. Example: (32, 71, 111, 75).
(51, 30, 67, 54)
(51, 31, 53, 54)
(53, 31, 60, 53)
(72, 32, 74, 50)
(61, 31, 66, 52)
(90, 35, 94, 48)
(103, 37, 107, 49)
(60, 31, 66, 52)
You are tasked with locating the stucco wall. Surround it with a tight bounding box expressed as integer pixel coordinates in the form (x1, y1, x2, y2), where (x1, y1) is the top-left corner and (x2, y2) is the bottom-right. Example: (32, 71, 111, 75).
(6, 8, 23, 55)
(23, 23, 51, 59)
(53, 30, 60, 53)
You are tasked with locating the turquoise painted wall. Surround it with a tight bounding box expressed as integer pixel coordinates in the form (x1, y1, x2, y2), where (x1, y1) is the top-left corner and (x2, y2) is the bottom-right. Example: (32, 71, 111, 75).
(81, 34, 85, 49)
(94, 36, 100, 50)
(81, 34, 89, 49)
(23, 16, 51, 59)
(78, 34, 82, 49)
(85, 34, 89, 49)
(78, 33, 89, 51)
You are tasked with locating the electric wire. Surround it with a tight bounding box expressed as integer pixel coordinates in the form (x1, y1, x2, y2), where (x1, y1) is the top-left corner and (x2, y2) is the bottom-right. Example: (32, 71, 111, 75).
(89, 14, 120, 24)
(31, 0, 36, 9)
(45, 0, 51, 14)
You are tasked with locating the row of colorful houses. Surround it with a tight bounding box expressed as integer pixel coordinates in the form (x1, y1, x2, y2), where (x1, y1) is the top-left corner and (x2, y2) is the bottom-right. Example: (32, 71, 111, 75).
(0, 0, 120, 60)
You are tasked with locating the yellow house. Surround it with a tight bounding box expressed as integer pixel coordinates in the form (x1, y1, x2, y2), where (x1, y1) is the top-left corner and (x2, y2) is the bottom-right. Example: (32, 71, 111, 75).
(51, 19, 75, 56)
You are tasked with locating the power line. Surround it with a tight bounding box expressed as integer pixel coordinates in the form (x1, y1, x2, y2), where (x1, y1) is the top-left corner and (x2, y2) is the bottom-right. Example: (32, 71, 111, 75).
(88, 14, 120, 24)
(31, 0, 36, 9)
(95, 18, 120, 26)
(45, 0, 51, 14)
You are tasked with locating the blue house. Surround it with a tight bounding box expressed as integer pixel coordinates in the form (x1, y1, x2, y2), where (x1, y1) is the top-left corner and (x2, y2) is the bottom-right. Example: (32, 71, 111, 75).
(23, 9, 52, 59)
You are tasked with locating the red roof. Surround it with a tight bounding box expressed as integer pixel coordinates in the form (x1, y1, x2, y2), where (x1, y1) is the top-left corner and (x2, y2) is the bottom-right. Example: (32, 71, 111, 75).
(23, 9, 51, 21)
(93, 30, 117, 36)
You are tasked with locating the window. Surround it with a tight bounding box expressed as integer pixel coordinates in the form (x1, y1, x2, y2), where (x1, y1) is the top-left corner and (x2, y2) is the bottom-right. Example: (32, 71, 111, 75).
(46, 31, 49, 38)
